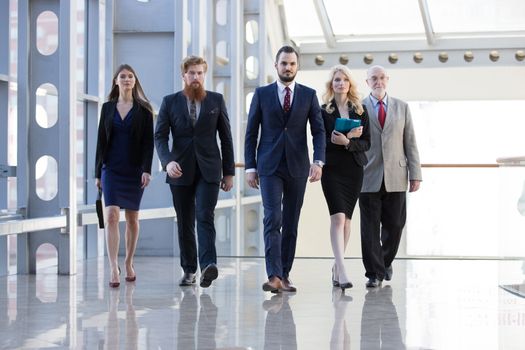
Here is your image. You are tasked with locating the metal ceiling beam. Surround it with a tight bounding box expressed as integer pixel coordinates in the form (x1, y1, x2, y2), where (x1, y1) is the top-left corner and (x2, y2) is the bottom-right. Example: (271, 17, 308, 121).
(312, 0, 336, 48)
(298, 36, 525, 69)
(418, 0, 435, 45)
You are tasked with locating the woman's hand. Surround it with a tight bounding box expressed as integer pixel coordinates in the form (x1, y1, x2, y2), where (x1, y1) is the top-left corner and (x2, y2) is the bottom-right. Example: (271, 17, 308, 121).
(331, 130, 349, 146)
(95, 178, 101, 190)
(141, 172, 151, 189)
(346, 126, 363, 139)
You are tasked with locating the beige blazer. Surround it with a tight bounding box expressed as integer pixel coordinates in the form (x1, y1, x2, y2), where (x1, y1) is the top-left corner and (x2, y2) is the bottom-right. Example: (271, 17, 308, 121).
(361, 95, 422, 192)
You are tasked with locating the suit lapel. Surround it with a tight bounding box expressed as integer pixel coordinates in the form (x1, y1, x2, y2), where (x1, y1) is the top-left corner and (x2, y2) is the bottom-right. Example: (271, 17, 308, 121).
(365, 96, 382, 131)
(177, 93, 192, 126)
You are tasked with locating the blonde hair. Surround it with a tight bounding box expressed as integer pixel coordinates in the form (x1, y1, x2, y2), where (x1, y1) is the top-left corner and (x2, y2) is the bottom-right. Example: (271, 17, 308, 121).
(322, 65, 363, 115)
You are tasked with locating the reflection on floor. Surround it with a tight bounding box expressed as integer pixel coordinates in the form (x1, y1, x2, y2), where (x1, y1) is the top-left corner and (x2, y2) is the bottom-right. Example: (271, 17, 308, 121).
(1, 257, 525, 349)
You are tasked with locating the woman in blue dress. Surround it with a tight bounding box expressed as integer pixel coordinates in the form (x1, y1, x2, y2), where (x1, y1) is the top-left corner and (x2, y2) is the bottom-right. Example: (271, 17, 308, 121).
(95, 64, 154, 288)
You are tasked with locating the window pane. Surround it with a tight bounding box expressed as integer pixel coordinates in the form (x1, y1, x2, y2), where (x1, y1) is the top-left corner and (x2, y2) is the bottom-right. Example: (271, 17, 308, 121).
(324, 0, 424, 36)
(410, 100, 525, 163)
(427, 0, 525, 33)
(283, 0, 323, 40)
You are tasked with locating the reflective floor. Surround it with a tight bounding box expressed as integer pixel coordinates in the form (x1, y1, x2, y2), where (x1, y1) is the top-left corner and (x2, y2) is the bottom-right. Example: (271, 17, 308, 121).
(1, 257, 525, 349)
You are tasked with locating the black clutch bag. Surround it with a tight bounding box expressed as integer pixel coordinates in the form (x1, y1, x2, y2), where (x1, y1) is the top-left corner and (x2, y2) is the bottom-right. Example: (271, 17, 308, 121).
(96, 189, 104, 229)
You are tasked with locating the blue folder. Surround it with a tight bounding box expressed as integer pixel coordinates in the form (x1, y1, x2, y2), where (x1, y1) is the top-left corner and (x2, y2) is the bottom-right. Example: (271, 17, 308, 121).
(334, 118, 361, 133)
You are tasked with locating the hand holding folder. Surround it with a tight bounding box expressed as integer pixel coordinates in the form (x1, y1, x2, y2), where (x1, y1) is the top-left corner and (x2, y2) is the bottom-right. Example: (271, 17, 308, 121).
(96, 189, 104, 229)
(334, 118, 361, 134)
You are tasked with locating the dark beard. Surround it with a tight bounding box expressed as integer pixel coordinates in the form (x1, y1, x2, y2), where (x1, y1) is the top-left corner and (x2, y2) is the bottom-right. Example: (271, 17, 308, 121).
(278, 71, 296, 83)
(183, 83, 207, 101)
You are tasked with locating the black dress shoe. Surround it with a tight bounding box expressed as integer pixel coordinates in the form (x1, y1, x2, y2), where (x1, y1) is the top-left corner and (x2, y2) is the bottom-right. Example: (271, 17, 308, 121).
(365, 278, 382, 288)
(385, 265, 393, 281)
(179, 272, 196, 286)
(340, 281, 353, 292)
(200, 264, 218, 288)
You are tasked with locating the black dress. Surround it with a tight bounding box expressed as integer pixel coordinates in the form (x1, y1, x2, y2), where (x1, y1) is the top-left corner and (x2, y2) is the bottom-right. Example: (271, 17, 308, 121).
(321, 101, 371, 218)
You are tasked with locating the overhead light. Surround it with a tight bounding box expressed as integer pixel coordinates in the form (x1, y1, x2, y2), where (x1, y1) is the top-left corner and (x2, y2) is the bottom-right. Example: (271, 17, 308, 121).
(516, 50, 525, 62)
(464, 51, 474, 62)
(489, 50, 500, 62)
(388, 53, 398, 64)
(413, 52, 423, 63)
(339, 55, 349, 65)
(363, 54, 373, 65)
(314, 55, 325, 66)
(438, 52, 448, 63)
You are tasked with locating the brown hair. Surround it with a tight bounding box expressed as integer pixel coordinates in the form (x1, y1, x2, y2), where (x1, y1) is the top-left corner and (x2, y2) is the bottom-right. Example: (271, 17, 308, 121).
(107, 64, 154, 116)
(322, 65, 363, 115)
(181, 55, 208, 75)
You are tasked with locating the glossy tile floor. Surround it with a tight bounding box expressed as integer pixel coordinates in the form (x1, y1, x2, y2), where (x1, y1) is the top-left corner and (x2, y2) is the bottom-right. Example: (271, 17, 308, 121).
(1, 257, 525, 349)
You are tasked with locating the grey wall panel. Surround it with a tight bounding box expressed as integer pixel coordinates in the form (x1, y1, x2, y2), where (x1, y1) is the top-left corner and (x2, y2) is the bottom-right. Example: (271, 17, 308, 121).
(113, 33, 175, 109)
(114, 0, 175, 33)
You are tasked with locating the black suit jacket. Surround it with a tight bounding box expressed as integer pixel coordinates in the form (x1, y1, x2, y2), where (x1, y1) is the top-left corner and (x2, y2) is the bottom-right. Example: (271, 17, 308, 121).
(154, 91, 235, 186)
(95, 101, 154, 179)
(321, 101, 370, 167)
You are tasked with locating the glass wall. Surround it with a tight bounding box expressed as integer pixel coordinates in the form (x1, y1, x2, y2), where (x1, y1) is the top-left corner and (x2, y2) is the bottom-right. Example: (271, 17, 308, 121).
(407, 100, 525, 257)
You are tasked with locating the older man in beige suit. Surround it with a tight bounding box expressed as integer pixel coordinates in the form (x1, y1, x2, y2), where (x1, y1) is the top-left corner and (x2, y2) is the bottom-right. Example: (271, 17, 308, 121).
(359, 65, 422, 288)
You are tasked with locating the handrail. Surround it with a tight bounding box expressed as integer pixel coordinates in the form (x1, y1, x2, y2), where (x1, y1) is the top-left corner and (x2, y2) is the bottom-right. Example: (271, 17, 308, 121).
(421, 163, 498, 168)
(496, 156, 525, 166)
(2, 160, 522, 236)
(0, 198, 238, 237)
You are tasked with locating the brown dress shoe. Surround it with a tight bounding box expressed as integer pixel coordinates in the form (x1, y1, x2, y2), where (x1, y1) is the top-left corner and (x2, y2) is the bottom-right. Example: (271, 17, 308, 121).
(262, 277, 282, 293)
(281, 277, 297, 292)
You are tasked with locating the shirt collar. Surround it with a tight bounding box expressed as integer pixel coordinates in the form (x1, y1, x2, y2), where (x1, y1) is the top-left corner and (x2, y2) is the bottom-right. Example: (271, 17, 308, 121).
(369, 93, 388, 107)
(277, 80, 296, 94)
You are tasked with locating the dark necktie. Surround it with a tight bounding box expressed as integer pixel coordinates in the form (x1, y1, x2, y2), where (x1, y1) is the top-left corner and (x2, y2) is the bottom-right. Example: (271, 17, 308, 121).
(378, 99, 386, 128)
(189, 100, 197, 126)
(283, 87, 291, 113)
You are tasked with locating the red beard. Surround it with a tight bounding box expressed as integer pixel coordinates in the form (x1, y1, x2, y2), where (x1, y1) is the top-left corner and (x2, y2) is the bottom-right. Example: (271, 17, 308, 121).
(183, 82, 207, 101)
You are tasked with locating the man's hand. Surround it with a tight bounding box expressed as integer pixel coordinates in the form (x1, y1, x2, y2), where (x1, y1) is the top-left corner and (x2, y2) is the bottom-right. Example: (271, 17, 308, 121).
(95, 178, 101, 190)
(221, 175, 234, 192)
(309, 163, 322, 182)
(167, 161, 183, 178)
(246, 172, 259, 189)
(409, 180, 421, 192)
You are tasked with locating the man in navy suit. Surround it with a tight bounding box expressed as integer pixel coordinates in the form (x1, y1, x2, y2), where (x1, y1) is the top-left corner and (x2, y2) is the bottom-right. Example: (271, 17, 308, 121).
(155, 56, 235, 288)
(245, 46, 326, 293)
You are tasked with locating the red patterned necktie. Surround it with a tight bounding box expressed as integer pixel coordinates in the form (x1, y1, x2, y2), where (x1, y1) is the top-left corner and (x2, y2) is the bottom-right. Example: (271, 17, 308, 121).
(378, 99, 386, 128)
(283, 87, 291, 112)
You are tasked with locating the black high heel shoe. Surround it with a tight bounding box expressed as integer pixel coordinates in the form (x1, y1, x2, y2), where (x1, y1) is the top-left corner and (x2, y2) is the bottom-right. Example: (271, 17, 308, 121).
(332, 266, 340, 287)
(340, 281, 353, 292)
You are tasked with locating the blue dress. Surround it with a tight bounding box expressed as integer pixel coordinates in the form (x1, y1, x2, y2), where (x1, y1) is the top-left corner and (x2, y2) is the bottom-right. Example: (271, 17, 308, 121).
(101, 108, 144, 210)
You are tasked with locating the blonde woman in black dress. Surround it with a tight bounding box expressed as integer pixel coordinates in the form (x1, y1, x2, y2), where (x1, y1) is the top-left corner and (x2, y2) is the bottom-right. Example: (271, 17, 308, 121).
(95, 64, 154, 288)
(321, 65, 370, 291)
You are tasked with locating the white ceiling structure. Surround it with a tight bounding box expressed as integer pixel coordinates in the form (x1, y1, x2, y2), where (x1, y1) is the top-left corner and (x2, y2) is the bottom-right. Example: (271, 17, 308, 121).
(278, 0, 525, 69)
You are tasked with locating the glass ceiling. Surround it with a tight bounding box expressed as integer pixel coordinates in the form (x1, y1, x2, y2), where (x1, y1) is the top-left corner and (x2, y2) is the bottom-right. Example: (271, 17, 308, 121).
(282, 0, 525, 45)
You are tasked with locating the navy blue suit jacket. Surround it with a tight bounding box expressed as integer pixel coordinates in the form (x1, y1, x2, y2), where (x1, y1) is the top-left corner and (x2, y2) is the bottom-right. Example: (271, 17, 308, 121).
(154, 91, 235, 186)
(244, 82, 325, 178)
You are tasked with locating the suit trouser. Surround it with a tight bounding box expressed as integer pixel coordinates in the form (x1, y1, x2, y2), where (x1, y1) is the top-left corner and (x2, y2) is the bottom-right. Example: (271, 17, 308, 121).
(359, 181, 406, 280)
(170, 167, 219, 274)
(259, 160, 307, 279)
